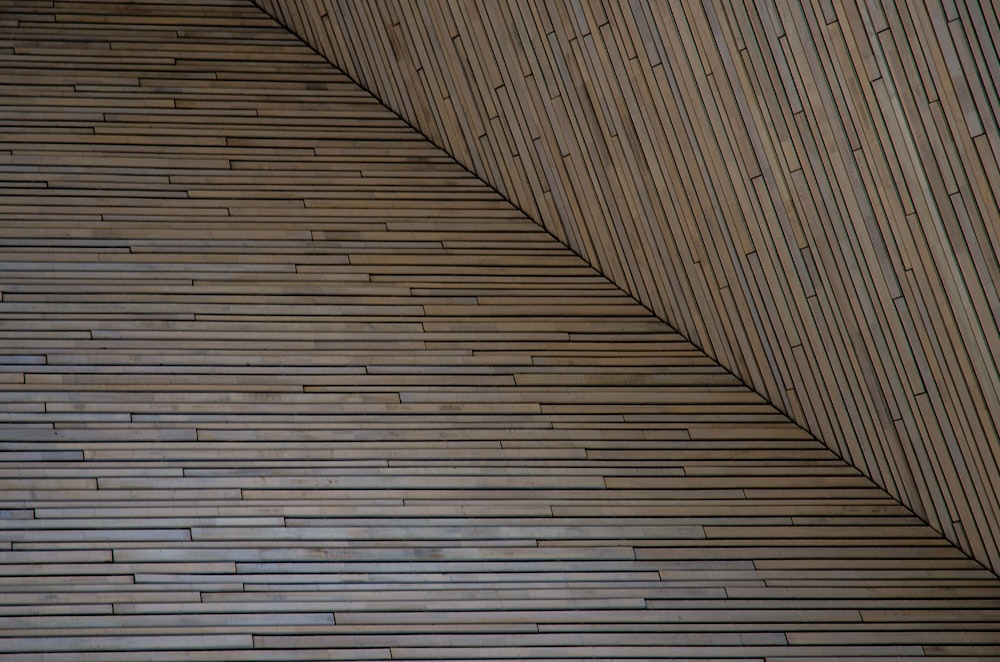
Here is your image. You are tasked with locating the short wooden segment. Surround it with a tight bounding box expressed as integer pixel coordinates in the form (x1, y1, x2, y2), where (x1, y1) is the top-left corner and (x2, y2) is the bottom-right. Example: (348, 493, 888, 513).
(252, 0, 1000, 575)
(1, 0, 999, 659)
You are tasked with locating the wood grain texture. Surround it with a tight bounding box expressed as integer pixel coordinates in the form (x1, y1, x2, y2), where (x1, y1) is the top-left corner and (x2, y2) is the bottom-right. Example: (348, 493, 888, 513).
(2, 0, 1000, 658)
(250, 0, 1000, 574)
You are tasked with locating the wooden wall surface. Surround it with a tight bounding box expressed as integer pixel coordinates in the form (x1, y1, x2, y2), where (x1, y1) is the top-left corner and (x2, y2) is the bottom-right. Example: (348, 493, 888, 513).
(3, 0, 1000, 657)
(250, 0, 1000, 573)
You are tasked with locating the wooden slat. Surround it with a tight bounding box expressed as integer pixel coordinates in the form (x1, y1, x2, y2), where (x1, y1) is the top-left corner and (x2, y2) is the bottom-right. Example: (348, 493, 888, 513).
(251, 0, 1000, 575)
(1, 0, 999, 659)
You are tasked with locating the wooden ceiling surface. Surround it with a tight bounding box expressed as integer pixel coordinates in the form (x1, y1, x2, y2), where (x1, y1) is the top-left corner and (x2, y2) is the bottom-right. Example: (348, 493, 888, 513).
(0, 1, 998, 658)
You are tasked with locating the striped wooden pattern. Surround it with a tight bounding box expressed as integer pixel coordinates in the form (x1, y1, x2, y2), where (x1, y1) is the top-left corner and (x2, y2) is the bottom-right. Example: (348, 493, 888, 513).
(3, 0, 1000, 659)
(250, 0, 1000, 574)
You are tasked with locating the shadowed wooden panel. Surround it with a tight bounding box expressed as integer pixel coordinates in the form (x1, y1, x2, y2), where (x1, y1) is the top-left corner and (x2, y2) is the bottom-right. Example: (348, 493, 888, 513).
(2, 0, 1000, 658)
(250, 0, 1000, 574)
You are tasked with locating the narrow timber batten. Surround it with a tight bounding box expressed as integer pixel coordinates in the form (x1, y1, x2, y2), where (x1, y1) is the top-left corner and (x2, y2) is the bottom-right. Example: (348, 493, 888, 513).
(0, 1, 998, 659)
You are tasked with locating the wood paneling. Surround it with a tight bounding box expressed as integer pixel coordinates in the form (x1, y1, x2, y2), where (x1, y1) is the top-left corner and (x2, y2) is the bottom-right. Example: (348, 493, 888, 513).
(3, 0, 1000, 658)
(250, 0, 1000, 574)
